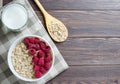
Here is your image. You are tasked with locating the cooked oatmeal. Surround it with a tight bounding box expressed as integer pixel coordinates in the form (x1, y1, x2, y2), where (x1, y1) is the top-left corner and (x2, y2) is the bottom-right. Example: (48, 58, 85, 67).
(12, 41, 34, 78)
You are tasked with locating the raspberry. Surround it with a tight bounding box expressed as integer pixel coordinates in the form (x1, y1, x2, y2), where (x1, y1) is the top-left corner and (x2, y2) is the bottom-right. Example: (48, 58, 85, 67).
(37, 50, 45, 58)
(35, 71, 42, 78)
(44, 46, 51, 53)
(28, 49, 36, 55)
(33, 64, 40, 71)
(29, 37, 35, 44)
(38, 58, 44, 66)
(32, 56, 39, 64)
(44, 63, 51, 70)
(34, 37, 40, 44)
(27, 43, 32, 49)
(39, 67, 46, 74)
(27, 43, 34, 49)
(39, 41, 46, 50)
(45, 55, 52, 62)
(35, 44, 41, 50)
(23, 37, 29, 45)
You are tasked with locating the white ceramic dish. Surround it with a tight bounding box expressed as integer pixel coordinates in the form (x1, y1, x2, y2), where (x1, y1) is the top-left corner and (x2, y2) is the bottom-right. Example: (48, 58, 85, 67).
(7, 35, 54, 82)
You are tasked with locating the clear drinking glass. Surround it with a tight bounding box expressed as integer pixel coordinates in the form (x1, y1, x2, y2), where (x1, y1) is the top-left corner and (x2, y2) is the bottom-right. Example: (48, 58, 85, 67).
(0, 2, 28, 34)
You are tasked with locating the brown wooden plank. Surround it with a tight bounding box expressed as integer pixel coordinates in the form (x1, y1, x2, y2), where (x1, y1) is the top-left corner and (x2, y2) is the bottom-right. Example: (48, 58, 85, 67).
(3, 0, 12, 5)
(55, 38, 120, 65)
(47, 65, 120, 84)
(29, 0, 120, 10)
(35, 10, 120, 37)
(4, 0, 120, 10)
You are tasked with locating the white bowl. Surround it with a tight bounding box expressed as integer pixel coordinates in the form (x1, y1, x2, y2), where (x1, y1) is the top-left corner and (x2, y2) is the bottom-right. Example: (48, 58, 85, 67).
(7, 35, 54, 82)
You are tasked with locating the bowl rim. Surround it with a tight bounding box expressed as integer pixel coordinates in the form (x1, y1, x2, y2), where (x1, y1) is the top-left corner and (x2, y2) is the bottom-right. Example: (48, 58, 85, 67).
(7, 35, 55, 82)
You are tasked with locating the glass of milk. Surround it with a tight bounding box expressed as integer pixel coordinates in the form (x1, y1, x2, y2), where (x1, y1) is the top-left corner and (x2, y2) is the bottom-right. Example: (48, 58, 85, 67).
(1, 3, 28, 34)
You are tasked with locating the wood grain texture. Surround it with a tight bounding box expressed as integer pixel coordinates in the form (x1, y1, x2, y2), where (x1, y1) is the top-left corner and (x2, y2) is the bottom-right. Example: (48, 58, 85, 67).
(3, 0, 120, 84)
(0, 0, 3, 7)
(56, 38, 120, 65)
(29, 0, 120, 10)
(35, 10, 120, 38)
(48, 66, 120, 84)
(4, 0, 120, 10)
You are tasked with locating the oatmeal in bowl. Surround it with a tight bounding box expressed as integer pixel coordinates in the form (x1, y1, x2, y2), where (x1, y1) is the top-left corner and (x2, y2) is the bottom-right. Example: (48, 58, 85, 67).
(8, 35, 54, 82)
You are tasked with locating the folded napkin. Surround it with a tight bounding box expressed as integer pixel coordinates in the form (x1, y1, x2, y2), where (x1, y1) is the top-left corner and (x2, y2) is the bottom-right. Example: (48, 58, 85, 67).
(0, 0, 69, 84)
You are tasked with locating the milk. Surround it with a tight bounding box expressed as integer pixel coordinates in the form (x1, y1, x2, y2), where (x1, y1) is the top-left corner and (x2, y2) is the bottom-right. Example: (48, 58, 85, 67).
(1, 3, 28, 30)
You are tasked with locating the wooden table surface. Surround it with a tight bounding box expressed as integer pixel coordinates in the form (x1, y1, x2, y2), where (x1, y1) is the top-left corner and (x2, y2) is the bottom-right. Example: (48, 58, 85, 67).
(4, 0, 120, 84)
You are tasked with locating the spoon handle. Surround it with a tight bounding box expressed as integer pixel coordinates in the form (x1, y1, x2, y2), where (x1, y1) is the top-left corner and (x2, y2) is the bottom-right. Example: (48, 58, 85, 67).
(34, 0, 48, 16)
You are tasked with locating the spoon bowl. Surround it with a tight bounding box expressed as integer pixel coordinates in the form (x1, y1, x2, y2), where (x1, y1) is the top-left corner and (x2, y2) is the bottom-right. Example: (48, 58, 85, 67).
(34, 0, 68, 42)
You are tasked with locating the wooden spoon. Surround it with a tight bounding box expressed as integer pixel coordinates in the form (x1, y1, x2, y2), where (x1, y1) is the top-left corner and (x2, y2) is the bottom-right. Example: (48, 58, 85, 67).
(34, 0, 68, 42)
